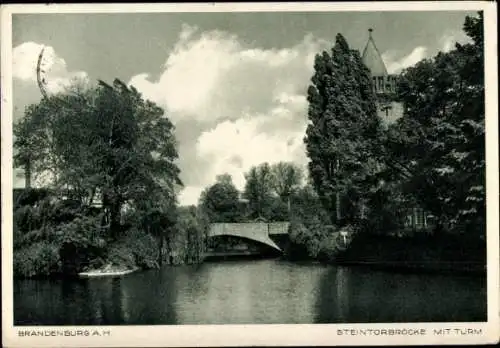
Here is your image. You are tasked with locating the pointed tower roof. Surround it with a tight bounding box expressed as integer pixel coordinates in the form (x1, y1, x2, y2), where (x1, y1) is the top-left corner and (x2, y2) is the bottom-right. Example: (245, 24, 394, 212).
(362, 29, 388, 76)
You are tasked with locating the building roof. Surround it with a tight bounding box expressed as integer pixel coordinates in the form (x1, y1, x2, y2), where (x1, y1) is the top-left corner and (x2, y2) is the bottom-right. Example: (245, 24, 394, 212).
(362, 29, 388, 77)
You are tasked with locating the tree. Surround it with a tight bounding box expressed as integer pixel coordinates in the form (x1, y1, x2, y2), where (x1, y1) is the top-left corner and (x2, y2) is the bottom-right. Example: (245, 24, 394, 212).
(243, 163, 275, 220)
(199, 174, 242, 223)
(270, 162, 303, 211)
(304, 33, 382, 226)
(176, 206, 205, 264)
(290, 184, 331, 226)
(14, 79, 182, 241)
(389, 12, 485, 235)
(135, 191, 177, 266)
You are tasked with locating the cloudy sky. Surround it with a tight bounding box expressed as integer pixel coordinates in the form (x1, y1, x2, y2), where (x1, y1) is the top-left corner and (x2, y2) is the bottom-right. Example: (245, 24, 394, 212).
(11, 10, 474, 206)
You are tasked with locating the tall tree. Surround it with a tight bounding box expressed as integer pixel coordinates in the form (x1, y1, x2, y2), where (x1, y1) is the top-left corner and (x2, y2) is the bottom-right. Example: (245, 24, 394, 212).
(243, 163, 274, 220)
(304, 34, 382, 226)
(270, 162, 303, 211)
(199, 174, 242, 223)
(290, 184, 331, 226)
(13, 79, 182, 240)
(389, 12, 485, 235)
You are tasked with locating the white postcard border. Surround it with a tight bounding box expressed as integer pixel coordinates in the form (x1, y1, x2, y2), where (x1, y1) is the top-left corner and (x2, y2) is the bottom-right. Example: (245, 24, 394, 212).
(1, 2, 498, 347)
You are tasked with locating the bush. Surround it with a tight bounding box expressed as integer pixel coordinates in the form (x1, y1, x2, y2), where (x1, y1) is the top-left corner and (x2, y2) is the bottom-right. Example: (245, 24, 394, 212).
(106, 227, 159, 269)
(317, 233, 342, 261)
(13, 188, 51, 208)
(14, 205, 36, 234)
(288, 218, 351, 262)
(52, 215, 107, 249)
(173, 207, 206, 264)
(14, 241, 61, 278)
(106, 244, 137, 269)
(289, 221, 308, 244)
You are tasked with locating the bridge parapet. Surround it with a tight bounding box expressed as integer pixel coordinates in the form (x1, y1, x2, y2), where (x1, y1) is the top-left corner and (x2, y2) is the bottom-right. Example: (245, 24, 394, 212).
(268, 222, 290, 235)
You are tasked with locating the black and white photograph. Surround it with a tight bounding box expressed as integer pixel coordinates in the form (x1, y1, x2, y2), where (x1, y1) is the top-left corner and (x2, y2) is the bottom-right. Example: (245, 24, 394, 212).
(1, 2, 498, 347)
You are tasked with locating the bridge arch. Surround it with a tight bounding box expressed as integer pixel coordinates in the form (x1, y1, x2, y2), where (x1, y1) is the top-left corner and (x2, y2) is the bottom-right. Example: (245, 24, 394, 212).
(208, 222, 287, 252)
(207, 233, 282, 253)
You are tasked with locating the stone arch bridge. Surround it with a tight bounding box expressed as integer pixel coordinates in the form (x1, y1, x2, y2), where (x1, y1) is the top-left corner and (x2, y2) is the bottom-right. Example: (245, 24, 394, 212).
(206, 222, 290, 258)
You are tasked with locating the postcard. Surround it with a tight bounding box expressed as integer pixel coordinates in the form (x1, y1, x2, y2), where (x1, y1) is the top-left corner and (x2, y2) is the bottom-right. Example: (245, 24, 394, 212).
(1, 1, 498, 347)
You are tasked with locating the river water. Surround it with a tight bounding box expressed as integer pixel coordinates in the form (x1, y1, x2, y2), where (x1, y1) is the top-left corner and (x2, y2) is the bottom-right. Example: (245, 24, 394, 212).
(14, 259, 486, 325)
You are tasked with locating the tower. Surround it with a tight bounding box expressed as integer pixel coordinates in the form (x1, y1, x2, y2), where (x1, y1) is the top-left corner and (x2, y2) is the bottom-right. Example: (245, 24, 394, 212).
(361, 29, 403, 124)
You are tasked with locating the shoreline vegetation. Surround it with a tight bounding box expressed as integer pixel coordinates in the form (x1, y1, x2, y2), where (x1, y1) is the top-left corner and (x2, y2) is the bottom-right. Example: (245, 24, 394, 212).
(283, 227, 485, 276)
(13, 13, 486, 279)
(13, 185, 485, 279)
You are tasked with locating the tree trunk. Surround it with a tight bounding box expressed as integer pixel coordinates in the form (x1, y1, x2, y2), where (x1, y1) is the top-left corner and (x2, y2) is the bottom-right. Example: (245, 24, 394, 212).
(335, 158, 342, 225)
(109, 201, 121, 240)
(165, 234, 173, 265)
(336, 192, 342, 224)
(25, 161, 31, 189)
(158, 235, 164, 267)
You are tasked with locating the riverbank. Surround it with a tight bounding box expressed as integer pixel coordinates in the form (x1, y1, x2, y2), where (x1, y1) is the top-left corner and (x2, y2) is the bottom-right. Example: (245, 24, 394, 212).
(334, 232, 486, 275)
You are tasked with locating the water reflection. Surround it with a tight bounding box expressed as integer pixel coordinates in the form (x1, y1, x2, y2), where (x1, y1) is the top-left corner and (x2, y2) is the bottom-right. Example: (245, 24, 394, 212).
(14, 260, 486, 325)
(315, 266, 487, 323)
(119, 268, 179, 324)
(315, 266, 349, 323)
(335, 267, 350, 321)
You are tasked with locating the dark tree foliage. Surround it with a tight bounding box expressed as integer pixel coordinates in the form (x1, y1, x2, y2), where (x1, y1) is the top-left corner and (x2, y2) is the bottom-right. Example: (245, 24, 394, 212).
(13, 78, 185, 277)
(304, 33, 382, 226)
(289, 184, 331, 226)
(270, 162, 303, 200)
(388, 12, 485, 235)
(200, 174, 243, 223)
(176, 206, 206, 264)
(14, 79, 182, 240)
(243, 163, 275, 220)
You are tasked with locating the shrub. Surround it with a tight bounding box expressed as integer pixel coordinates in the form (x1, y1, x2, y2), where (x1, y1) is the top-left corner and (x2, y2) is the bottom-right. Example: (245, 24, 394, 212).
(317, 233, 341, 261)
(289, 221, 311, 248)
(106, 243, 137, 269)
(52, 215, 107, 249)
(288, 219, 350, 262)
(14, 205, 36, 234)
(13, 188, 51, 208)
(173, 207, 206, 264)
(106, 227, 159, 269)
(14, 241, 61, 278)
(51, 215, 108, 274)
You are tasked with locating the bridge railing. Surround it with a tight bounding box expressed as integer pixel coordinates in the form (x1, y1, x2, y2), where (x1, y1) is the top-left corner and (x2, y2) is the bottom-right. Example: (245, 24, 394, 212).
(268, 222, 290, 235)
(208, 222, 290, 237)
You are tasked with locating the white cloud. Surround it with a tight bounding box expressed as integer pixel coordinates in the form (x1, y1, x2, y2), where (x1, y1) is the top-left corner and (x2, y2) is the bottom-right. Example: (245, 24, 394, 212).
(178, 185, 205, 206)
(383, 46, 428, 75)
(12, 42, 89, 94)
(382, 31, 473, 75)
(439, 31, 472, 53)
(196, 116, 307, 192)
(129, 26, 326, 205)
(128, 26, 327, 123)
